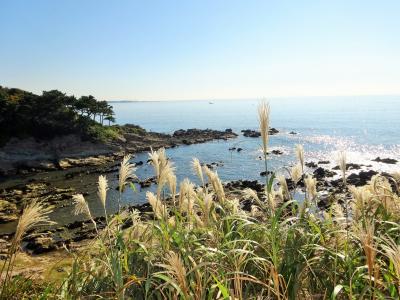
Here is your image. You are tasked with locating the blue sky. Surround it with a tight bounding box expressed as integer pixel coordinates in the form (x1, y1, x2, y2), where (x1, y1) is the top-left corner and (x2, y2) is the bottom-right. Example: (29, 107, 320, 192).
(1, 0, 399, 100)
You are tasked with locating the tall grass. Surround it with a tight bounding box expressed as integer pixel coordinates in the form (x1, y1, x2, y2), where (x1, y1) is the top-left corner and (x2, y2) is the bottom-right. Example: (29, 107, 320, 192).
(3, 103, 400, 300)
(0, 201, 54, 298)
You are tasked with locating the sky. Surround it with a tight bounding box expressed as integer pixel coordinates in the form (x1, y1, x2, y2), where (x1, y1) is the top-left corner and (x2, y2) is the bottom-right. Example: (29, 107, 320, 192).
(1, 0, 399, 100)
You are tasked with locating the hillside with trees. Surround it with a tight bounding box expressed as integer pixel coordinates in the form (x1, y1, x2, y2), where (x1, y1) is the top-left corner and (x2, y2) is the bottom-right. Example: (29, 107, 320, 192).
(0, 86, 116, 145)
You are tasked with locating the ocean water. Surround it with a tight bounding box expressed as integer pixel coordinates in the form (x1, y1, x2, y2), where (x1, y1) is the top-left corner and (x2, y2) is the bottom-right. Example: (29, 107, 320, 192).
(6, 96, 399, 230)
(97, 96, 400, 208)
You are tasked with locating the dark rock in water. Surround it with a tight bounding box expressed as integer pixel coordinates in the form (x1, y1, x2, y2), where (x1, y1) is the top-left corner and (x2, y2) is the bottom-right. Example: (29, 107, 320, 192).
(347, 163, 362, 170)
(333, 163, 363, 170)
(225, 128, 233, 133)
(285, 177, 304, 189)
(348, 170, 378, 186)
(211, 161, 224, 167)
(237, 148, 243, 152)
(135, 161, 143, 166)
(260, 171, 273, 176)
(317, 194, 334, 210)
(229, 147, 236, 151)
(204, 162, 223, 170)
(330, 170, 378, 187)
(271, 149, 283, 155)
(225, 180, 263, 192)
(305, 161, 318, 168)
(372, 157, 398, 164)
(172, 129, 186, 136)
(139, 176, 157, 188)
(318, 160, 330, 164)
(241, 129, 261, 138)
(25, 235, 57, 254)
(241, 128, 278, 137)
(269, 128, 279, 135)
(289, 131, 297, 135)
(314, 167, 336, 179)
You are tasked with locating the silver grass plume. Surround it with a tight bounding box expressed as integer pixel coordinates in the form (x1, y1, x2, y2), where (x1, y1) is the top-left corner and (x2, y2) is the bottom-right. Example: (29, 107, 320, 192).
(203, 166, 225, 203)
(14, 201, 55, 250)
(258, 101, 270, 157)
(119, 154, 137, 193)
(295, 144, 305, 172)
(192, 157, 204, 186)
(337, 151, 347, 186)
(97, 175, 108, 210)
(381, 236, 400, 283)
(258, 101, 270, 177)
(73, 194, 97, 233)
(291, 163, 302, 186)
(277, 175, 289, 200)
(146, 191, 167, 220)
(304, 174, 317, 202)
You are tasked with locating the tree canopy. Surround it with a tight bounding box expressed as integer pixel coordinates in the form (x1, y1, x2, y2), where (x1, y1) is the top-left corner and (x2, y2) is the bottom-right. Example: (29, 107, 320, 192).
(0, 86, 116, 145)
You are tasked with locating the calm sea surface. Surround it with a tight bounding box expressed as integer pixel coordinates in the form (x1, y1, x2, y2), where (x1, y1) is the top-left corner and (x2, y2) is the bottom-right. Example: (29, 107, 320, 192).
(99, 96, 400, 208)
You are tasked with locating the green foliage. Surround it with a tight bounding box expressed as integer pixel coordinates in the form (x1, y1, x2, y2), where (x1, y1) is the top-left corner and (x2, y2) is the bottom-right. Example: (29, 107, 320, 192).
(0, 85, 117, 144)
(85, 124, 122, 143)
(0, 275, 54, 300)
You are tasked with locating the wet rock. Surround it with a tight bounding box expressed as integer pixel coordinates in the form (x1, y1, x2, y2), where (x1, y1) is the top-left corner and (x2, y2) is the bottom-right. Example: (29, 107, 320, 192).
(317, 194, 335, 210)
(172, 129, 237, 143)
(330, 170, 378, 187)
(242, 128, 278, 137)
(289, 131, 297, 135)
(172, 129, 186, 136)
(348, 170, 378, 186)
(241, 129, 261, 138)
(225, 128, 233, 133)
(225, 180, 263, 192)
(318, 160, 330, 164)
(305, 162, 318, 168)
(333, 163, 363, 170)
(229, 147, 236, 151)
(19, 160, 58, 171)
(313, 167, 336, 180)
(271, 150, 283, 155)
(0, 182, 76, 220)
(135, 161, 144, 166)
(58, 159, 72, 169)
(260, 171, 273, 177)
(237, 148, 243, 152)
(139, 176, 157, 188)
(0, 238, 10, 258)
(269, 128, 279, 135)
(372, 157, 398, 164)
(25, 235, 57, 254)
(0, 199, 18, 223)
(204, 162, 224, 170)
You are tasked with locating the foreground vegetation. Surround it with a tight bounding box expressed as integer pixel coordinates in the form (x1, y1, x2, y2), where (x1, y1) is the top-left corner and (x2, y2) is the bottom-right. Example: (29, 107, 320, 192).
(1, 103, 400, 299)
(0, 86, 116, 145)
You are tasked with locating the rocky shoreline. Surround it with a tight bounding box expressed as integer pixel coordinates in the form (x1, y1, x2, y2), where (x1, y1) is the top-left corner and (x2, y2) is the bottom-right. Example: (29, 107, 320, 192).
(1, 159, 398, 256)
(0, 125, 238, 252)
(0, 125, 237, 178)
(0, 125, 399, 258)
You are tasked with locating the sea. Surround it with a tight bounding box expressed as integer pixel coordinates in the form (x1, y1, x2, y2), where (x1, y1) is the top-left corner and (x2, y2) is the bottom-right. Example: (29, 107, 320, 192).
(99, 96, 400, 209)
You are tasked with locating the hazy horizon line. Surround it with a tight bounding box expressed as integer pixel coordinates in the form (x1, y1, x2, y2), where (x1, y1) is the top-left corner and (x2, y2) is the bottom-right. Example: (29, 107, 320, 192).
(107, 93, 400, 103)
